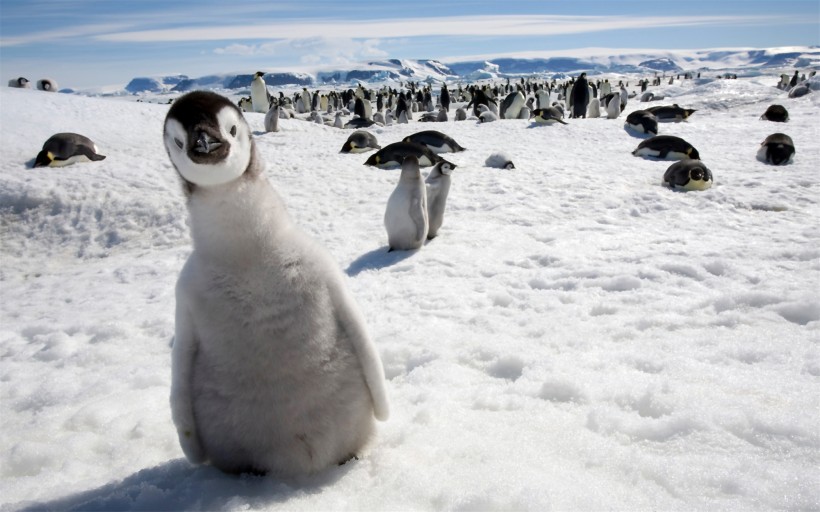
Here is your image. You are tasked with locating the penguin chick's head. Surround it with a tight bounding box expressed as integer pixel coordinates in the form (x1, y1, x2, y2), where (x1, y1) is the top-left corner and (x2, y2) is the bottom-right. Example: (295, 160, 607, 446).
(164, 90, 253, 188)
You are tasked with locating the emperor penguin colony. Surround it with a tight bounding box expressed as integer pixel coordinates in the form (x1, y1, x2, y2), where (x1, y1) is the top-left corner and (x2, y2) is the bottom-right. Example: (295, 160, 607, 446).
(163, 90, 388, 477)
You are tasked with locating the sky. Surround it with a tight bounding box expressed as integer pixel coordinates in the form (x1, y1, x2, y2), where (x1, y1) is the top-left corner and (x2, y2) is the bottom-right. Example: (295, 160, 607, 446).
(1, 0, 818, 88)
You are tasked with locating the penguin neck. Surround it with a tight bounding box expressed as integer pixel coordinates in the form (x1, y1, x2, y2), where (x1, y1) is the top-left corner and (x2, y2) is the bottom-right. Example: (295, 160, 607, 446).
(399, 168, 422, 184)
(187, 172, 293, 267)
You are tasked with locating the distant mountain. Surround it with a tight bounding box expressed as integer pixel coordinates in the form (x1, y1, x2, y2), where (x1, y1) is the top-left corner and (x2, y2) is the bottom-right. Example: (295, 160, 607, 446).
(118, 46, 819, 94)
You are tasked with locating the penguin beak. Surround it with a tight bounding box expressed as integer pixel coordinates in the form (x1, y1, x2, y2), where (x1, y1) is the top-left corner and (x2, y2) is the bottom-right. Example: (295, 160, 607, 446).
(194, 131, 222, 154)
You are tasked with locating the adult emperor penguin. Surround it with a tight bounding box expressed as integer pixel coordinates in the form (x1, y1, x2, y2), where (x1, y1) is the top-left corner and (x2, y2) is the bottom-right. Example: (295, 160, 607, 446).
(760, 104, 789, 123)
(341, 130, 380, 153)
(403, 130, 465, 154)
(570, 73, 590, 118)
(36, 78, 58, 92)
(163, 90, 389, 477)
(757, 133, 795, 165)
(425, 160, 455, 239)
(625, 110, 659, 135)
(34, 133, 106, 167)
(250, 71, 270, 113)
(500, 91, 525, 119)
(532, 107, 567, 125)
(645, 104, 696, 122)
(364, 141, 444, 168)
(663, 160, 713, 191)
(384, 156, 428, 251)
(632, 135, 700, 160)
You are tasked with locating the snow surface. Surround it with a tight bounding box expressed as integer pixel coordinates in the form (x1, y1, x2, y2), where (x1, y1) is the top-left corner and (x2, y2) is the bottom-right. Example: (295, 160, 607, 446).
(1, 72, 819, 511)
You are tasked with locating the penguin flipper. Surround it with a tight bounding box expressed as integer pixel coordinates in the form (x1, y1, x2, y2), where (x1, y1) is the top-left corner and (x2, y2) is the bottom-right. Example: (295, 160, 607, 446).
(77, 144, 106, 161)
(170, 293, 207, 464)
(328, 278, 390, 421)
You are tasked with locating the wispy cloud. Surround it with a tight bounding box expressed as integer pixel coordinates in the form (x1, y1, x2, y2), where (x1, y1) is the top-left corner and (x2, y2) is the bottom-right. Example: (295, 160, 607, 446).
(213, 37, 387, 66)
(0, 23, 131, 47)
(93, 14, 800, 43)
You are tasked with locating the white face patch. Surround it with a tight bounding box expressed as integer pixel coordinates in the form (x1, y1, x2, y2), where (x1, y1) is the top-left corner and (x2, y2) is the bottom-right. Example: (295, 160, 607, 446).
(164, 107, 252, 187)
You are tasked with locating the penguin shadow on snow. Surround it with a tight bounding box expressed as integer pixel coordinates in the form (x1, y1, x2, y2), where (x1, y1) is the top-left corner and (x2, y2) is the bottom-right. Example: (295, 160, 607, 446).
(346, 245, 420, 276)
(16, 458, 354, 512)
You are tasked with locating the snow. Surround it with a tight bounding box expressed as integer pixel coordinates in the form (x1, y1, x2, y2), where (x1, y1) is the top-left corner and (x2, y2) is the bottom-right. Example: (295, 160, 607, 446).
(2, 70, 819, 511)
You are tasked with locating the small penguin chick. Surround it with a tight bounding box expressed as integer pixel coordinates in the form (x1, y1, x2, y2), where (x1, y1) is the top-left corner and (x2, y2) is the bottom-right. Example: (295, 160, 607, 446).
(485, 152, 515, 169)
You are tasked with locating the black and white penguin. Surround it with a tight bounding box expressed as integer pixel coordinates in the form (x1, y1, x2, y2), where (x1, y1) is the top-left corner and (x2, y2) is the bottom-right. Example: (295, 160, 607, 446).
(364, 141, 447, 168)
(570, 73, 590, 118)
(500, 91, 525, 120)
(33, 133, 107, 167)
(384, 156, 428, 251)
(625, 110, 659, 135)
(341, 130, 380, 153)
(760, 104, 789, 123)
(645, 104, 696, 122)
(8, 77, 30, 88)
(440, 85, 451, 111)
(163, 90, 389, 477)
(250, 71, 270, 113)
(532, 107, 568, 125)
(344, 117, 376, 129)
(425, 160, 455, 239)
(663, 160, 713, 191)
(757, 133, 795, 165)
(632, 135, 700, 160)
(36, 78, 58, 92)
(403, 130, 465, 154)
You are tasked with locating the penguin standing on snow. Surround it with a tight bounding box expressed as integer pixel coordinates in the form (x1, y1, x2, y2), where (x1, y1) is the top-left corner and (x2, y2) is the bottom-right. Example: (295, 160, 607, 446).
(384, 156, 428, 251)
(425, 160, 455, 239)
(163, 90, 389, 477)
(250, 71, 270, 113)
(570, 73, 590, 118)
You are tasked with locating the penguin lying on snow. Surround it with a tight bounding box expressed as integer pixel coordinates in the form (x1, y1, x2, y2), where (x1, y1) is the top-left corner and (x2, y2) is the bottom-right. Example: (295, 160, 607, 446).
(163, 90, 389, 477)
(403, 130, 465, 154)
(757, 133, 795, 165)
(645, 104, 696, 122)
(625, 110, 659, 135)
(34, 133, 107, 167)
(341, 130, 380, 153)
(532, 107, 567, 125)
(365, 141, 448, 168)
(663, 160, 713, 191)
(632, 135, 700, 160)
(760, 104, 789, 123)
(485, 152, 515, 169)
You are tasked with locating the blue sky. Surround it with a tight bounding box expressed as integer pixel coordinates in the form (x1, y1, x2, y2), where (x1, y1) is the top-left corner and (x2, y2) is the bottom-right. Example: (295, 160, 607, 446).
(1, 0, 818, 88)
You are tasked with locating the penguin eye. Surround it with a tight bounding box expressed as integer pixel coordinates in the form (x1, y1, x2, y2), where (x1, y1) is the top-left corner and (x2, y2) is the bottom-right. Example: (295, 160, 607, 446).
(230, 125, 237, 137)
(174, 137, 184, 150)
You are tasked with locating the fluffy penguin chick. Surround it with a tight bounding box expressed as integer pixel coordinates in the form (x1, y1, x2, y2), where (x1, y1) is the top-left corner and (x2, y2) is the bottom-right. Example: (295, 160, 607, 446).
(163, 91, 389, 477)
(384, 156, 428, 251)
(425, 160, 455, 239)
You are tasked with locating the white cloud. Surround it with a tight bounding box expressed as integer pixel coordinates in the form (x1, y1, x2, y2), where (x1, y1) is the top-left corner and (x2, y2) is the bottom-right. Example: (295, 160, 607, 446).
(212, 37, 388, 66)
(93, 14, 803, 43)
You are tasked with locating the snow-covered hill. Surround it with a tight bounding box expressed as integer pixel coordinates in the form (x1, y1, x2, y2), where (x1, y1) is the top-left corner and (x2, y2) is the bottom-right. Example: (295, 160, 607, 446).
(115, 46, 820, 94)
(1, 69, 819, 511)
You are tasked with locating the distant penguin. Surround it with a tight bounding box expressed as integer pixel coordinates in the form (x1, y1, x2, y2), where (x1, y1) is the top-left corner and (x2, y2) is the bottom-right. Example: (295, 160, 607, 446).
(237, 96, 253, 112)
(162, 90, 388, 477)
(364, 141, 445, 168)
(425, 160, 455, 239)
(640, 92, 654, 102)
(300, 88, 311, 112)
(645, 104, 696, 122)
(250, 71, 269, 113)
(570, 73, 590, 118)
(264, 102, 280, 133)
(485, 152, 515, 169)
(536, 89, 550, 109)
(436, 108, 447, 122)
(403, 130, 465, 154)
(587, 97, 601, 118)
(345, 117, 376, 129)
(788, 83, 810, 98)
(440, 85, 451, 111)
(455, 107, 467, 121)
(341, 130, 380, 153)
(36, 78, 58, 92)
(33, 133, 107, 167)
(334, 112, 344, 129)
(632, 135, 700, 160)
(760, 104, 789, 123)
(384, 156, 428, 251)
(757, 133, 795, 165)
(663, 160, 713, 191)
(500, 91, 525, 120)
(625, 110, 659, 135)
(8, 77, 30, 88)
(532, 107, 567, 125)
